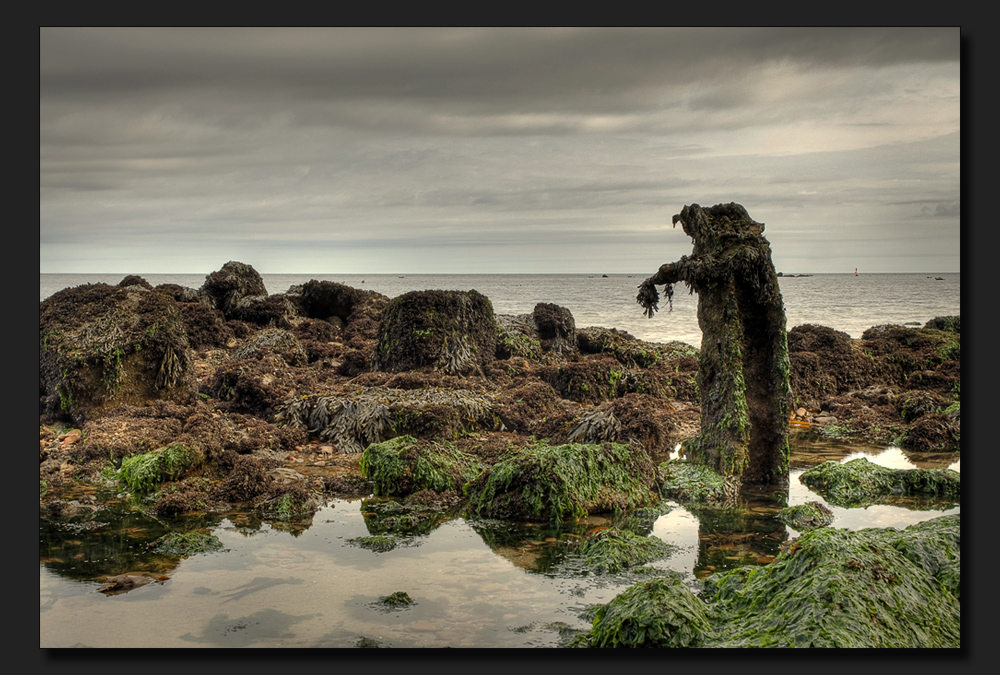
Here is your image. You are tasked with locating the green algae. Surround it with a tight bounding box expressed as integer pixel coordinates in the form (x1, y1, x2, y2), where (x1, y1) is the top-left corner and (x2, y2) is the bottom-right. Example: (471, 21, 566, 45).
(573, 527, 675, 574)
(800, 457, 960, 508)
(149, 531, 226, 557)
(360, 435, 487, 497)
(465, 441, 659, 524)
(569, 573, 714, 648)
(701, 514, 960, 647)
(778, 501, 834, 532)
(658, 460, 739, 506)
(117, 443, 199, 495)
(571, 514, 960, 648)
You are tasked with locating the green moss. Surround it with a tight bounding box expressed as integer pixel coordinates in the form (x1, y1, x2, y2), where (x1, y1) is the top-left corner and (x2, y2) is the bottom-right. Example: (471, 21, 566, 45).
(800, 457, 960, 508)
(117, 443, 197, 494)
(466, 441, 659, 524)
(572, 515, 960, 648)
(657, 460, 739, 506)
(347, 535, 405, 553)
(574, 528, 675, 574)
(380, 591, 415, 608)
(361, 435, 486, 497)
(569, 574, 714, 648)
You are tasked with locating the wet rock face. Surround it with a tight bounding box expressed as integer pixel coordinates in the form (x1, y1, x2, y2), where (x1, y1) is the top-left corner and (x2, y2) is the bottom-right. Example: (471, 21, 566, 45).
(372, 289, 498, 376)
(39, 283, 195, 425)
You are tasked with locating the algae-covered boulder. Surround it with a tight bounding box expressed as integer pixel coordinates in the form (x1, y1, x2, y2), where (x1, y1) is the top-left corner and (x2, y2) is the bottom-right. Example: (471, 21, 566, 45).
(570, 574, 713, 648)
(199, 261, 268, 318)
(799, 457, 960, 508)
(533, 302, 577, 354)
(466, 441, 660, 523)
(372, 290, 498, 376)
(571, 527, 675, 574)
(702, 514, 960, 647)
(658, 460, 739, 507)
(360, 435, 487, 497)
(777, 500, 834, 532)
(40, 283, 195, 425)
(573, 514, 960, 648)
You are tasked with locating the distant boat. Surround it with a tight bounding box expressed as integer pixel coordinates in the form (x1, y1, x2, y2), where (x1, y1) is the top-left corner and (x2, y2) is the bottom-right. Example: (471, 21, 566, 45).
(855, 268, 858, 276)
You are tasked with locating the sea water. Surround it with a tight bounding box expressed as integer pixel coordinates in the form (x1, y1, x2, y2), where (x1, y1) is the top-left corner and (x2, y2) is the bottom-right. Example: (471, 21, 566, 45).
(40, 272, 960, 348)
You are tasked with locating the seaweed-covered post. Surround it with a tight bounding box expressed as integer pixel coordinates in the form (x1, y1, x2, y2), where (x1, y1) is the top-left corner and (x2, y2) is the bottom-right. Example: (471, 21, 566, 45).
(637, 203, 792, 488)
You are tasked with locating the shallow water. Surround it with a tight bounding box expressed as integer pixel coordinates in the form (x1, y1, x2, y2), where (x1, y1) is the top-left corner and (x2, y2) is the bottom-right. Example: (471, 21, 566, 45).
(40, 436, 959, 648)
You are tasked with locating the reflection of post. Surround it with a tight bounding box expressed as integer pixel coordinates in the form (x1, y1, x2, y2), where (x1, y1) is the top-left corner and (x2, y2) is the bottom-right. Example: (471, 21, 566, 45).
(687, 487, 790, 578)
(637, 203, 793, 488)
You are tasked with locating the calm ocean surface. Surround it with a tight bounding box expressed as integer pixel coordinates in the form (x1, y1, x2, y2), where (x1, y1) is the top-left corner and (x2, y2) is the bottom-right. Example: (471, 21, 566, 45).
(41, 272, 960, 348)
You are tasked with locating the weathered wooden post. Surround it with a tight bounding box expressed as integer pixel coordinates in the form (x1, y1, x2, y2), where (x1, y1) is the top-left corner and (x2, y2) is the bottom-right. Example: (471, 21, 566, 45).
(637, 203, 792, 488)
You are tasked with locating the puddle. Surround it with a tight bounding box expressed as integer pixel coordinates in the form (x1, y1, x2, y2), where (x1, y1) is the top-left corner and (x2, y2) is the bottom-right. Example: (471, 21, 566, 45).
(40, 437, 959, 648)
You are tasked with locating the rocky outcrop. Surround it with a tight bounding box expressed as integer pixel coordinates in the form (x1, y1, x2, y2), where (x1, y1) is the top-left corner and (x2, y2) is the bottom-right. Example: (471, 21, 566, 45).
(39, 283, 195, 425)
(372, 289, 498, 376)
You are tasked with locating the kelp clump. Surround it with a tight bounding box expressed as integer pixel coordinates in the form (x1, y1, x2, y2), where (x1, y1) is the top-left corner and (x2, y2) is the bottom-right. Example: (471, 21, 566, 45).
(360, 435, 487, 497)
(799, 457, 960, 508)
(465, 441, 659, 523)
(275, 386, 499, 453)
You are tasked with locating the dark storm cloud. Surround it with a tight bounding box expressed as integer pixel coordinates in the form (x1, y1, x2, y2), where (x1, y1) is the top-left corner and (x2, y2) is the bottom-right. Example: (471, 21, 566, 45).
(39, 27, 961, 274)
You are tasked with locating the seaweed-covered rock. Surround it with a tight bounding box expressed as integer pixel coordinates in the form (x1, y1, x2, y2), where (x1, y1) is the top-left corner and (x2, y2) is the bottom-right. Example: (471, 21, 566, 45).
(571, 527, 675, 574)
(372, 289, 498, 376)
(199, 261, 268, 317)
(799, 457, 960, 508)
(533, 303, 577, 354)
(702, 515, 960, 647)
(40, 283, 195, 425)
(232, 328, 308, 367)
(466, 441, 660, 523)
(275, 386, 499, 453)
(570, 574, 713, 648)
(777, 501, 834, 532)
(658, 460, 739, 507)
(360, 436, 487, 497)
(899, 413, 961, 453)
(566, 394, 678, 454)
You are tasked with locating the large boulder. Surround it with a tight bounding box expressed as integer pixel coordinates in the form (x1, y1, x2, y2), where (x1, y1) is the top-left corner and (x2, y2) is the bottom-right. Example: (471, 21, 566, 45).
(199, 261, 268, 318)
(372, 290, 498, 376)
(40, 284, 195, 425)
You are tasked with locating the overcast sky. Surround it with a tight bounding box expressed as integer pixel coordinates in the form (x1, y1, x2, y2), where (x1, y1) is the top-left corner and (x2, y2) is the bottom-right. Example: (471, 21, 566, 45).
(40, 27, 961, 275)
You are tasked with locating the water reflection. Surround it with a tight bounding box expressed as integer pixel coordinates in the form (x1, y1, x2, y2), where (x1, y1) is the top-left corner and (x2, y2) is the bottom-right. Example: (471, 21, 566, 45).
(40, 436, 960, 648)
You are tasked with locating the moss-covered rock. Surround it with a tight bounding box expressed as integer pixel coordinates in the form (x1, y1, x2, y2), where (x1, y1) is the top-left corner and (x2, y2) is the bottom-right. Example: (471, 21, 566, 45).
(360, 435, 487, 497)
(569, 574, 713, 648)
(466, 441, 659, 523)
(572, 527, 675, 574)
(799, 457, 960, 508)
(778, 501, 834, 532)
(658, 460, 739, 507)
(118, 443, 201, 494)
(701, 515, 960, 647)
(372, 289, 498, 376)
(572, 515, 960, 648)
(40, 283, 195, 425)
